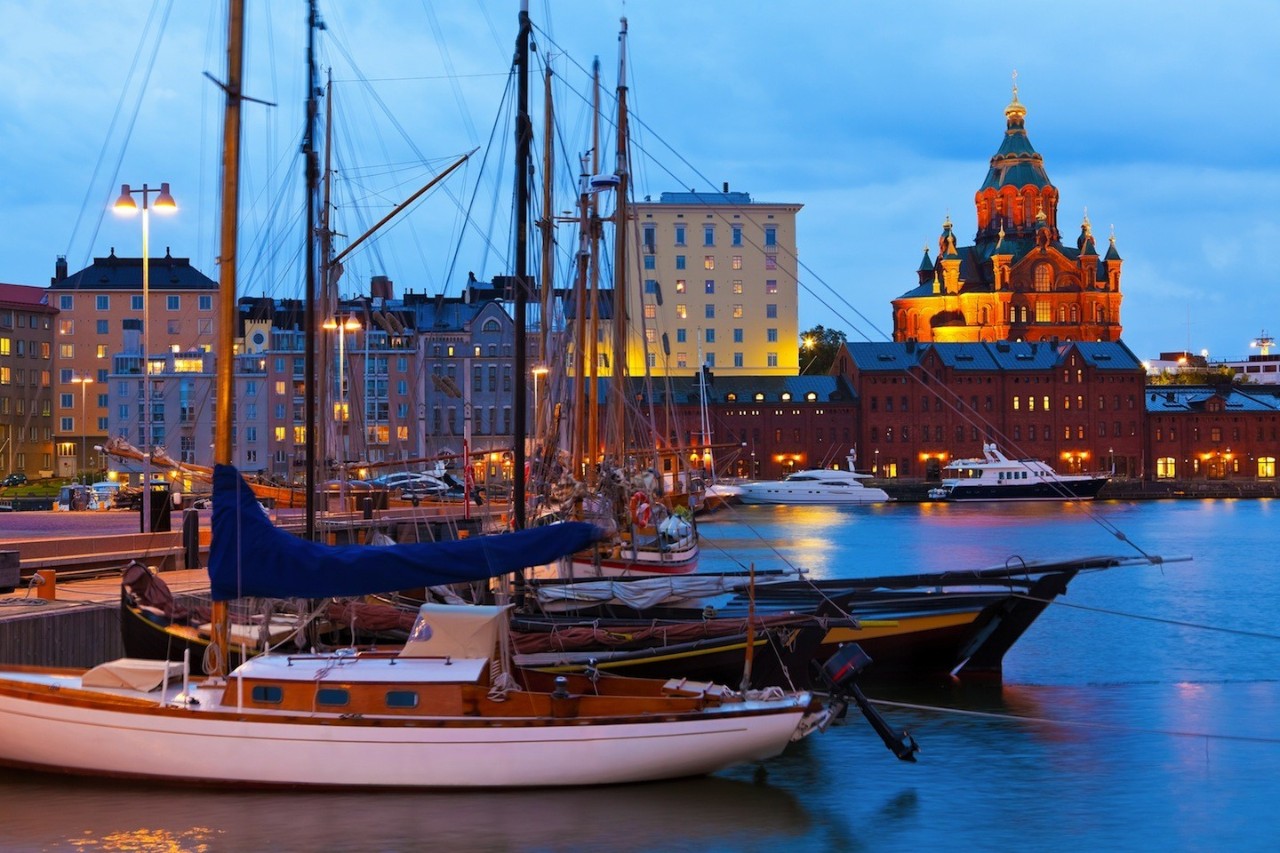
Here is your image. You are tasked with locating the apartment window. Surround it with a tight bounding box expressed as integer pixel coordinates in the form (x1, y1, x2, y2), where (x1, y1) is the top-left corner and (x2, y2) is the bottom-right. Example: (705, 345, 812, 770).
(704, 304, 715, 319)
(734, 352, 743, 367)
(643, 224, 655, 249)
(132, 295, 143, 311)
(643, 304, 656, 320)
(765, 255, 777, 271)
(766, 304, 777, 319)
(166, 295, 180, 311)
(644, 279, 658, 294)
(767, 328, 778, 342)
(59, 319, 74, 335)
(732, 280, 743, 294)
(676, 352, 687, 368)
(675, 256, 686, 270)
(96, 295, 109, 310)
(704, 280, 715, 294)
(676, 304, 687, 319)
(645, 328, 656, 343)
(705, 329, 716, 343)
(705, 352, 715, 367)
(731, 255, 742, 270)
(643, 255, 655, 270)
(167, 320, 181, 334)
(732, 304, 743, 319)
(764, 226, 777, 247)
(59, 295, 73, 310)
(95, 319, 108, 335)
(767, 352, 778, 367)
(674, 225, 686, 246)
(676, 328, 686, 343)
(703, 225, 715, 246)
(675, 279, 686, 293)
(703, 256, 715, 270)
(766, 279, 778, 294)
(59, 343, 73, 359)
(732, 225, 742, 246)
(199, 295, 212, 311)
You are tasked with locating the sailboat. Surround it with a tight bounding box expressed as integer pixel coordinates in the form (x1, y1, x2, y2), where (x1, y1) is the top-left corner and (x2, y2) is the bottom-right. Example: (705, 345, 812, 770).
(0, 2, 915, 789)
(524, 19, 701, 580)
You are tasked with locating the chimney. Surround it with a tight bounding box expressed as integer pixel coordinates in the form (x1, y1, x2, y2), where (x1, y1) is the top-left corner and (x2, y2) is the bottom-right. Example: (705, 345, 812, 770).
(722, 182, 729, 193)
(53, 255, 68, 283)
(370, 275, 392, 300)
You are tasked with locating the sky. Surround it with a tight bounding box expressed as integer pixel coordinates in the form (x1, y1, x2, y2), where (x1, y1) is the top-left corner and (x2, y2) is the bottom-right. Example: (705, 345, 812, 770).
(0, 0, 1277, 363)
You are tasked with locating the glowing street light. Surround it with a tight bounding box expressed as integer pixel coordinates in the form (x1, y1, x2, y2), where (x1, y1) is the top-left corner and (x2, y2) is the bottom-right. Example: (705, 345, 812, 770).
(114, 182, 176, 531)
(72, 374, 94, 483)
(322, 313, 362, 459)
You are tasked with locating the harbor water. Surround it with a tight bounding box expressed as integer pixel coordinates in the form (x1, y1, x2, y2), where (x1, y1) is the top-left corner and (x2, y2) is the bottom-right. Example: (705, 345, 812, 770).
(3, 498, 1279, 852)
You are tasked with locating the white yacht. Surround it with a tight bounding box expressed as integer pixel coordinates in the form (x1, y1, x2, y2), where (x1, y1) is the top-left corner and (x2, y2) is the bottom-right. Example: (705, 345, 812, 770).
(929, 443, 1110, 502)
(737, 456, 889, 506)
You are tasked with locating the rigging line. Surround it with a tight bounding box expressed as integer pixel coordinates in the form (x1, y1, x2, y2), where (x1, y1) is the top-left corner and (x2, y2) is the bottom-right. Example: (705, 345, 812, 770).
(1015, 593, 1280, 642)
(866, 698, 1280, 746)
(66, 0, 176, 266)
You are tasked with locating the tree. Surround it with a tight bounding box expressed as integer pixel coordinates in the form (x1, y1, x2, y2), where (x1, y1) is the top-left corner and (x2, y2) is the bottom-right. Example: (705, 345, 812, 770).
(798, 325, 847, 375)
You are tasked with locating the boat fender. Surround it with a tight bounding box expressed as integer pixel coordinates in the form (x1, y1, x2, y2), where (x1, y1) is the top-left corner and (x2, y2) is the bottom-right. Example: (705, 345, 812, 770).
(629, 490, 651, 526)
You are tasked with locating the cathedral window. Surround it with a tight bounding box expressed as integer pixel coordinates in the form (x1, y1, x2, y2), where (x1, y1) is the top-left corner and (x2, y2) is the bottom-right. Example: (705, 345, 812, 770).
(1035, 302, 1052, 323)
(1034, 264, 1052, 293)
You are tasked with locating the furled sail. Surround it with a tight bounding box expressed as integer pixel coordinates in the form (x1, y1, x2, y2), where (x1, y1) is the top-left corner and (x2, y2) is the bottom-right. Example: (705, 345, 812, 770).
(210, 464, 601, 600)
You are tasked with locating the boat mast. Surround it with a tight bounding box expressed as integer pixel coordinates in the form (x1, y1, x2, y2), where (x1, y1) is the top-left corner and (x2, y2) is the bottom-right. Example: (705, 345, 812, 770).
(209, 0, 246, 677)
(605, 18, 630, 464)
(586, 57, 602, 487)
(537, 65, 555, 373)
(512, 0, 532, 531)
(303, 0, 322, 541)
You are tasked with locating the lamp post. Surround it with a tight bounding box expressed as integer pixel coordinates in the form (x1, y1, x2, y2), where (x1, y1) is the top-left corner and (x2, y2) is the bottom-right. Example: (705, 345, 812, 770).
(322, 314, 362, 463)
(114, 182, 176, 532)
(72, 375, 94, 483)
(531, 365, 549, 444)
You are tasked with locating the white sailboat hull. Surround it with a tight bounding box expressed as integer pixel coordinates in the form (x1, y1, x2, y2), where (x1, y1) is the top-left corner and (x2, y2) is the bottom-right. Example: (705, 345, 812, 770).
(0, 671, 804, 788)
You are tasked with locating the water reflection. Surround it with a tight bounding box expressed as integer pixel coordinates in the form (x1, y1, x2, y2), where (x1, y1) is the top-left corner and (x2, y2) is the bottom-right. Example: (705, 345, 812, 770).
(1, 770, 812, 852)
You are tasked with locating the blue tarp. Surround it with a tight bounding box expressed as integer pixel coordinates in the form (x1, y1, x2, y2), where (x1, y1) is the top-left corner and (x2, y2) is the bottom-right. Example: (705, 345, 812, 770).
(209, 464, 602, 601)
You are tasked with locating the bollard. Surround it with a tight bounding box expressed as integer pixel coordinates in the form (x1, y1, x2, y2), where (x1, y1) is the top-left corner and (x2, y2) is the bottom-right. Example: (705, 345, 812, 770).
(35, 569, 56, 601)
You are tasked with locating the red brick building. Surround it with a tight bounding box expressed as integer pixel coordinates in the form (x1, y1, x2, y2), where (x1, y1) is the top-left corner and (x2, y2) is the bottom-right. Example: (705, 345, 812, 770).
(833, 340, 1146, 480)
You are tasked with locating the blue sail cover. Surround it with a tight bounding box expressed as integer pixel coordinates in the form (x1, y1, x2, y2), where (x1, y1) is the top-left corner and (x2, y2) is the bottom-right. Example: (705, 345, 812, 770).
(209, 464, 602, 601)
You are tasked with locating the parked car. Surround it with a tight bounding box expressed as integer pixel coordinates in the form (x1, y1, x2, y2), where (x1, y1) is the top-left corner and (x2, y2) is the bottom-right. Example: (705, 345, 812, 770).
(113, 486, 144, 510)
(2, 473, 27, 487)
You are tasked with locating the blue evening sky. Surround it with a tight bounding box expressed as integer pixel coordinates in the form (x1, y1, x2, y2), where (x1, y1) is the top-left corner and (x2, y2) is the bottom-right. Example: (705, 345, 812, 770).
(0, 1, 1275, 362)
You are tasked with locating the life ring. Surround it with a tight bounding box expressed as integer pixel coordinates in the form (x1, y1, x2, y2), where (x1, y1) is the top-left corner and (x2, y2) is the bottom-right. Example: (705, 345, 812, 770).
(629, 490, 652, 527)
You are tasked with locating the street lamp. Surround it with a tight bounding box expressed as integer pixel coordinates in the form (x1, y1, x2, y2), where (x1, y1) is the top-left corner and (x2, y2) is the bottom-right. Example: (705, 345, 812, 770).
(322, 313, 362, 459)
(72, 375, 94, 483)
(531, 365, 549, 439)
(114, 182, 176, 532)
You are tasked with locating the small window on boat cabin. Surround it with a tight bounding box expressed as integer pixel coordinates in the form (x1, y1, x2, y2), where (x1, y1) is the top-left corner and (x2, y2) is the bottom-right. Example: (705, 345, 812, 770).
(316, 688, 350, 707)
(386, 690, 419, 709)
(251, 685, 284, 704)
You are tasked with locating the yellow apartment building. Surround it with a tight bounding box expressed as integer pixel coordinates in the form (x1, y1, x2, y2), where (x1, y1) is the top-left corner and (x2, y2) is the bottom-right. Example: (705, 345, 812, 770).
(628, 189, 801, 377)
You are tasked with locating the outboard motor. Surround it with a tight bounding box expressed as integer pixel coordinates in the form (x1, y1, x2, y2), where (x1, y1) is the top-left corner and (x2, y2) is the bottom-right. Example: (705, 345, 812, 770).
(820, 643, 919, 763)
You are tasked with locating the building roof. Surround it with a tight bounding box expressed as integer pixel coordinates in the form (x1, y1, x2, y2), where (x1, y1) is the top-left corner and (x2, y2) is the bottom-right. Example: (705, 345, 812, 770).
(1145, 385, 1280, 414)
(638, 373, 854, 406)
(843, 340, 1142, 373)
(51, 249, 217, 291)
(0, 283, 53, 309)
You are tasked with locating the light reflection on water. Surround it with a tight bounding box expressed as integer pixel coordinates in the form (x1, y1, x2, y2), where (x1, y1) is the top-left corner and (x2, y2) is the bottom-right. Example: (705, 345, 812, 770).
(3, 499, 1279, 851)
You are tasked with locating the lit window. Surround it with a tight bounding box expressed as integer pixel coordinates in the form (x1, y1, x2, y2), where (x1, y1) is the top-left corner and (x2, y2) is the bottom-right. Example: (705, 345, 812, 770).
(732, 304, 743, 318)
(675, 279, 686, 293)
(732, 280, 743, 294)
(732, 256, 742, 270)
(676, 304, 687, 319)
(704, 256, 715, 270)
(766, 280, 777, 294)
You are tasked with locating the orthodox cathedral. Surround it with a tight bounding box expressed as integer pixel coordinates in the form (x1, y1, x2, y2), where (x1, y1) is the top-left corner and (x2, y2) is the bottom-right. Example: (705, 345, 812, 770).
(892, 84, 1124, 344)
